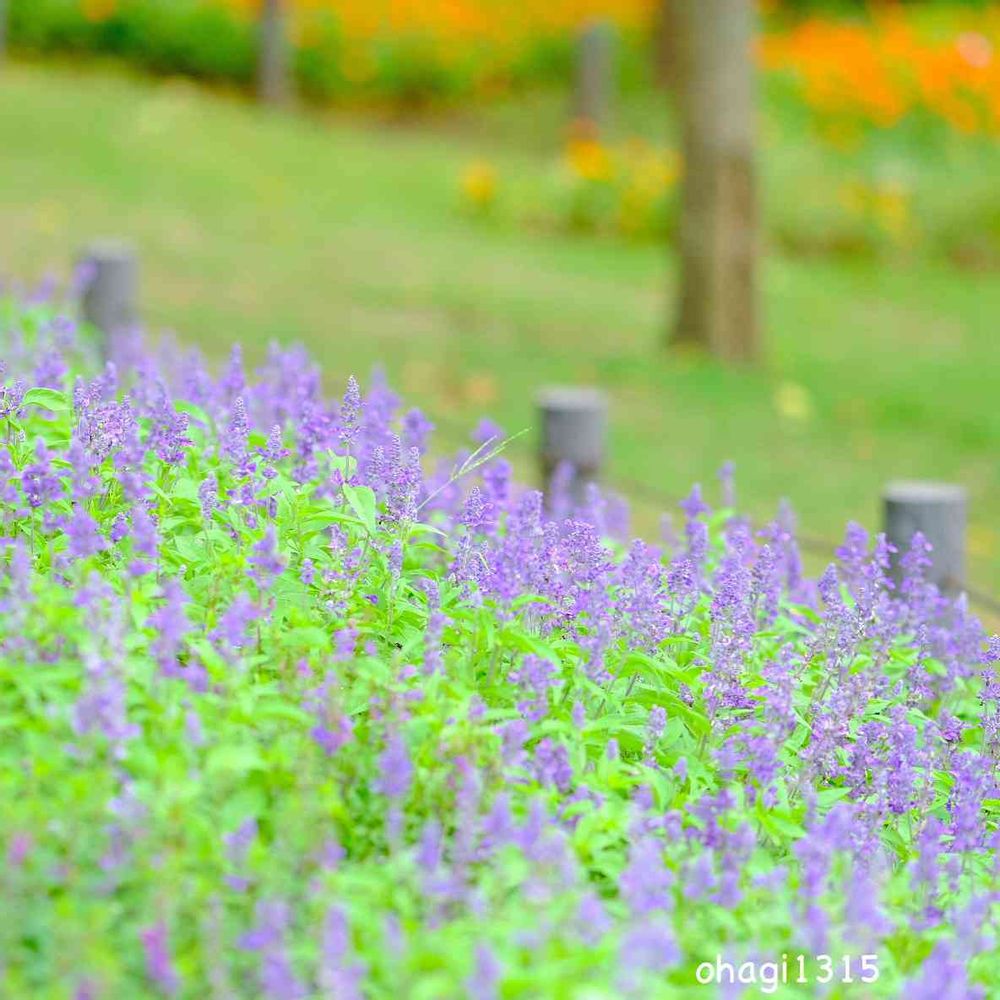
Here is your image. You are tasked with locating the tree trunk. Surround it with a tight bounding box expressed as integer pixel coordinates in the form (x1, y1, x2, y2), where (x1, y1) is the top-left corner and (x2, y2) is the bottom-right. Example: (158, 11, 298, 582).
(258, 0, 290, 106)
(671, 0, 759, 364)
(0, 0, 8, 69)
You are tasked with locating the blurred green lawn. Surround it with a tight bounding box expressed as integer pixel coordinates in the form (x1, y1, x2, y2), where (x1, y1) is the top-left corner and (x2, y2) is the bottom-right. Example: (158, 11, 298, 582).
(2, 63, 999, 593)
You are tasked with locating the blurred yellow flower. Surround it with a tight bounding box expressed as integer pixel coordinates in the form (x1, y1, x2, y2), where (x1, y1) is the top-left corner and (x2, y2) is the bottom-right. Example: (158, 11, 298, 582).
(774, 381, 814, 422)
(871, 183, 912, 240)
(461, 161, 498, 211)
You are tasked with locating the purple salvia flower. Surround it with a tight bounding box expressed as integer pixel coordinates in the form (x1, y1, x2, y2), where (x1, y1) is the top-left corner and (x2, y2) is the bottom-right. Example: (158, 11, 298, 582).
(65, 507, 105, 560)
(679, 483, 710, 520)
(376, 734, 413, 801)
(140, 921, 180, 996)
(129, 507, 158, 577)
(466, 943, 502, 1000)
(239, 899, 306, 1000)
(318, 906, 366, 1000)
(223, 397, 250, 468)
(224, 817, 257, 891)
(619, 834, 673, 916)
(617, 918, 680, 996)
(250, 526, 285, 587)
(214, 593, 260, 656)
(339, 376, 361, 453)
(199, 476, 219, 521)
(532, 738, 572, 793)
(220, 344, 245, 404)
(21, 440, 62, 509)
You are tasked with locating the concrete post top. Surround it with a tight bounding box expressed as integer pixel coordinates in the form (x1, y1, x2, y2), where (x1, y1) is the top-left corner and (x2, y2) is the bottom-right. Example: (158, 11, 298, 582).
(80, 240, 137, 265)
(536, 386, 608, 413)
(883, 481, 967, 504)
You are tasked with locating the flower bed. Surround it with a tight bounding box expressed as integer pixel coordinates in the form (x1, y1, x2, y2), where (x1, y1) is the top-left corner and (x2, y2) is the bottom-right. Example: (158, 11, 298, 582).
(1, 285, 999, 997)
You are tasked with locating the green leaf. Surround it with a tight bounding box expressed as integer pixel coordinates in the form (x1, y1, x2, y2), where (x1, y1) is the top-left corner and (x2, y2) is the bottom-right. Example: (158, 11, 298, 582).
(21, 387, 71, 411)
(342, 484, 377, 535)
(205, 744, 267, 776)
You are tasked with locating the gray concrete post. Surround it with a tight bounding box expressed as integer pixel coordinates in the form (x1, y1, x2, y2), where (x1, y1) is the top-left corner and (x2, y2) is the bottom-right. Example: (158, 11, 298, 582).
(883, 480, 967, 593)
(572, 20, 615, 135)
(78, 241, 138, 354)
(537, 386, 608, 508)
(258, 0, 291, 106)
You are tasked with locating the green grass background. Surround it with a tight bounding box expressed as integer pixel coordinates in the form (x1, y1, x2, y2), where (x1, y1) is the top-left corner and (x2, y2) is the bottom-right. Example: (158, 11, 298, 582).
(1, 61, 998, 595)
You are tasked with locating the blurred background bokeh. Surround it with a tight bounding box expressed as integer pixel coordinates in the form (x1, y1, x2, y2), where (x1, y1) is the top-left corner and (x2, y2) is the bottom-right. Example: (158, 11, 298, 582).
(1, 0, 999, 589)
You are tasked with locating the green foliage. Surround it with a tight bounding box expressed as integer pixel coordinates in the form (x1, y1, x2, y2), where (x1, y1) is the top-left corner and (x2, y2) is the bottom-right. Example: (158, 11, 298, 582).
(11, 0, 258, 84)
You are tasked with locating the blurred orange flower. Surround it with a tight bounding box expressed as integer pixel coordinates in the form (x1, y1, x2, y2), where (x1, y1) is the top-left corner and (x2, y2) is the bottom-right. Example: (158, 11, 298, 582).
(761, 7, 1000, 136)
(566, 138, 614, 183)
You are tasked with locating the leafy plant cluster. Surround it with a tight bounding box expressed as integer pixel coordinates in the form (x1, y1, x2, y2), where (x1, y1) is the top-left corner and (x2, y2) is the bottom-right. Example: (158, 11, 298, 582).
(461, 129, 1000, 269)
(6, 0, 643, 107)
(1, 283, 999, 998)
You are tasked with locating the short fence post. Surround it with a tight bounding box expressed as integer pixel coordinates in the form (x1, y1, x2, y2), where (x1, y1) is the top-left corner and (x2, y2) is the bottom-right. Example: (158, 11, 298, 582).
(258, 0, 290, 106)
(537, 386, 608, 509)
(572, 20, 615, 136)
(78, 241, 139, 357)
(883, 480, 967, 593)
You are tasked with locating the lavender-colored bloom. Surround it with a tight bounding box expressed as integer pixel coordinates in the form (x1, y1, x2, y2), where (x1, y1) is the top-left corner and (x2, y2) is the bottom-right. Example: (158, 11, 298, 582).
(318, 906, 366, 1000)
(0, 376, 26, 421)
(67, 438, 101, 501)
(65, 507, 105, 560)
(239, 899, 289, 953)
(376, 734, 413, 801)
(214, 593, 259, 654)
(199, 477, 219, 521)
(240, 899, 306, 1000)
(417, 819, 443, 872)
(140, 921, 180, 996)
(402, 407, 434, 453)
(148, 580, 198, 687)
(6, 831, 33, 867)
(129, 507, 159, 576)
(532, 738, 572, 793)
(21, 441, 62, 509)
(223, 397, 250, 467)
(147, 387, 190, 465)
(577, 892, 612, 945)
(619, 834, 673, 916)
(618, 917, 679, 987)
(262, 424, 287, 465)
(224, 817, 257, 891)
(250, 526, 286, 586)
(220, 344, 245, 403)
(73, 623, 140, 754)
(647, 705, 667, 744)
(109, 513, 129, 544)
(679, 483, 710, 520)
(339, 376, 362, 452)
(903, 942, 985, 1000)
(74, 981, 97, 1000)
(310, 715, 353, 757)
(466, 943, 502, 1000)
